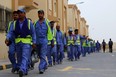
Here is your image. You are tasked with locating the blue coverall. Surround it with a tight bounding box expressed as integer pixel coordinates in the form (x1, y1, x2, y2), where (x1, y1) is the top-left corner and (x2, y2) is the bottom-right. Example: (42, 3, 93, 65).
(6, 21, 17, 70)
(35, 19, 48, 71)
(56, 30, 64, 64)
(47, 28, 57, 65)
(6, 19, 36, 74)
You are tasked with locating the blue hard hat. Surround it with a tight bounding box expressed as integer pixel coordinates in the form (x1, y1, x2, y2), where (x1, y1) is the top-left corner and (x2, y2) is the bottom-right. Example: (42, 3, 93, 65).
(17, 8, 26, 13)
(69, 28, 73, 32)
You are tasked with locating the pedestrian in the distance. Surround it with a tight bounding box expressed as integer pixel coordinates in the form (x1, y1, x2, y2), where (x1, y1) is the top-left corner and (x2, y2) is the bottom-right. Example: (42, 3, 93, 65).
(102, 39, 106, 53)
(108, 38, 113, 53)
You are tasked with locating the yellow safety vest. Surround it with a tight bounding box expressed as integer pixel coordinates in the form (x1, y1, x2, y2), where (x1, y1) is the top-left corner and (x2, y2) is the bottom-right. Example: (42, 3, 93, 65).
(82, 40, 87, 47)
(87, 41, 91, 47)
(7, 21, 13, 33)
(67, 35, 74, 45)
(13, 20, 32, 44)
(48, 29, 57, 45)
(75, 35, 81, 45)
(34, 19, 53, 41)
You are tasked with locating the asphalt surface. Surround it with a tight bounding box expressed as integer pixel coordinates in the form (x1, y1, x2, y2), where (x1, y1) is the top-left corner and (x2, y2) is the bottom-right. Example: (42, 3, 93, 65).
(0, 51, 116, 77)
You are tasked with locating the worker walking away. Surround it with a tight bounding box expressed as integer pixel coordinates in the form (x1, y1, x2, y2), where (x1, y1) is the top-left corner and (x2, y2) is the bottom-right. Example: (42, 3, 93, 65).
(102, 39, 106, 53)
(108, 38, 113, 53)
(96, 40, 101, 52)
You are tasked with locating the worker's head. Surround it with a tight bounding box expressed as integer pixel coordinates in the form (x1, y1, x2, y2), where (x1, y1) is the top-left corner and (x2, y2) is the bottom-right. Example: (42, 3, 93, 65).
(110, 38, 111, 41)
(74, 29, 78, 34)
(17, 9, 26, 20)
(13, 11, 19, 20)
(50, 21, 55, 28)
(38, 10, 44, 19)
(68, 29, 73, 35)
(56, 25, 60, 31)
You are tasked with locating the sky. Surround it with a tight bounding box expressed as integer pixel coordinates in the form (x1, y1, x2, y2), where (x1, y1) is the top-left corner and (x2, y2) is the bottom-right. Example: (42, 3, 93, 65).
(68, 0, 116, 43)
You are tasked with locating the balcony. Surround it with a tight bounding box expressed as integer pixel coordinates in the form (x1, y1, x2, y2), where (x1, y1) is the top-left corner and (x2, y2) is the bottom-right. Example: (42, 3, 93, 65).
(18, 0, 39, 10)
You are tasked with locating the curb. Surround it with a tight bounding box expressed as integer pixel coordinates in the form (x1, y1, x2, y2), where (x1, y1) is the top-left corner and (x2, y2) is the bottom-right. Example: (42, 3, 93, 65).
(0, 60, 38, 71)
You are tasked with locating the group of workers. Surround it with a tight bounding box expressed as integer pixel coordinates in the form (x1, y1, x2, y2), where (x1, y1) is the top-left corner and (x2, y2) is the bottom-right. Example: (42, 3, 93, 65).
(5, 9, 101, 77)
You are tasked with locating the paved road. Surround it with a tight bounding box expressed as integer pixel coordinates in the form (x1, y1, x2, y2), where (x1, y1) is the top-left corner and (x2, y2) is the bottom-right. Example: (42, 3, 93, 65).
(0, 52, 116, 77)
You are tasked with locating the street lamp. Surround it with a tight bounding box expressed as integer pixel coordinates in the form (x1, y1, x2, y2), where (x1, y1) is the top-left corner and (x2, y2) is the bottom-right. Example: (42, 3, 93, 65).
(76, 2, 84, 5)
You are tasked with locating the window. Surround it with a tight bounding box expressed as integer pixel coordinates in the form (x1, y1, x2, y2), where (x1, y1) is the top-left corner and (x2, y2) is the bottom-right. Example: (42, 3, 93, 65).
(0, 8, 12, 32)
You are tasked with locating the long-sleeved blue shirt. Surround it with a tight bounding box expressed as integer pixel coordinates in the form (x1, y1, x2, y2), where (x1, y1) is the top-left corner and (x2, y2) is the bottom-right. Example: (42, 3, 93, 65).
(74, 34, 85, 45)
(56, 30, 64, 45)
(35, 19, 48, 44)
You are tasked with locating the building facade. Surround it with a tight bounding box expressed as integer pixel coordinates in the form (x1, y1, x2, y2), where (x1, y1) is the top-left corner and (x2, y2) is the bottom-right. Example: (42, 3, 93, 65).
(80, 17, 89, 36)
(26, 0, 68, 32)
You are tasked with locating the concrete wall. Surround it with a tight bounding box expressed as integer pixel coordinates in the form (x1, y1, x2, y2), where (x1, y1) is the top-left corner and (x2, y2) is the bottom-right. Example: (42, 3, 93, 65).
(0, 0, 12, 10)
(0, 0, 12, 59)
(26, 0, 48, 22)
(0, 32, 8, 59)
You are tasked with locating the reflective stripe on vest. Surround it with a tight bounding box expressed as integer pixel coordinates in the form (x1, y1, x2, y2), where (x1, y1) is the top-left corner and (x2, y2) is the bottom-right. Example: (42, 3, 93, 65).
(14, 20, 32, 44)
(67, 36, 74, 45)
(7, 21, 12, 33)
(53, 29, 56, 44)
(76, 35, 81, 45)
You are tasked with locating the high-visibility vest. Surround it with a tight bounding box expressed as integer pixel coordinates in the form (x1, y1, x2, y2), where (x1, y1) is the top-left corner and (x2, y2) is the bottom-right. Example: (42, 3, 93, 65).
(93, 42, 96, 46)
(48, 29, 57, 45)
(82, 40, 87, 47)
(13, 20, 32, 44)
(87, 41, 91, 47)
(75, 35, 81, 45)
(7, 21, 13, 33)
(34, 19, 53, 41)
(67, 35, 74, 45)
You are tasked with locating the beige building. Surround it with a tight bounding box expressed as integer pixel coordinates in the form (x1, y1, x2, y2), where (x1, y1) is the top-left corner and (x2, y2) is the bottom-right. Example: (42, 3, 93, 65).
(68, 4, 78, 31)
(26, 0, 68, 32)
(80, 17, 89, 36)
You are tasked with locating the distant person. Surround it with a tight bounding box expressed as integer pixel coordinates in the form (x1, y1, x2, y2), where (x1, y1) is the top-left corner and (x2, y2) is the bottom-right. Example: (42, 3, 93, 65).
(102, 39, 106, 53)
(96, 40, 101, 52)
(108, 38, 113, 53)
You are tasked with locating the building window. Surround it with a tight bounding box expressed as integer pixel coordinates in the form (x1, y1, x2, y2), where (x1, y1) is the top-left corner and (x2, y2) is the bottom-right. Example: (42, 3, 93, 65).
(48, 0, 52, 10)
(6, 10, 12, 29)
(0, 8, 4, 31)
(0, 8, 12, 32)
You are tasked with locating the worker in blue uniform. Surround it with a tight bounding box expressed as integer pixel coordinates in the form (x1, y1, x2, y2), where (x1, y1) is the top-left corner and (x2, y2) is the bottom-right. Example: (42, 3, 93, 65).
(93, 40, 96, 52)
(5, 9, 36, 77)
(96, 40, 101, 52)
(74, 29, 85, 60)
(47, 21, 57, 66)
(34, 10, 53, 74)
(67, 28, 74, 61)
(81, 35, 87, 57)
(5, 11, 19, 73)
(56, 25, 64, 64)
